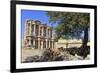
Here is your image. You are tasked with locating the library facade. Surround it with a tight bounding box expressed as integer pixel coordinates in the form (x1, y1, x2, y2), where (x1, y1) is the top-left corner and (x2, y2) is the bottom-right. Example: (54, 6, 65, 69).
(23, 19, 55, 49)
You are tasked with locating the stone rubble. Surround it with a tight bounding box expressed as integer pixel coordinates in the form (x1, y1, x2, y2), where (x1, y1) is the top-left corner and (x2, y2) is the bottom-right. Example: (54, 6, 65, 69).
(22, 47, 90, 63)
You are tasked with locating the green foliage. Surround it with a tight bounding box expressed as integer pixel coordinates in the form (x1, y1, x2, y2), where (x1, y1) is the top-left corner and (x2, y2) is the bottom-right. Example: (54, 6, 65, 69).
(46, 11, 90, 40)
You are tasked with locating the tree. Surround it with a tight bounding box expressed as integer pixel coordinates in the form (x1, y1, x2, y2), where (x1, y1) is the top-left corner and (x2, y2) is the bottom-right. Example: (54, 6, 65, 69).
(46, 11, 90, 47)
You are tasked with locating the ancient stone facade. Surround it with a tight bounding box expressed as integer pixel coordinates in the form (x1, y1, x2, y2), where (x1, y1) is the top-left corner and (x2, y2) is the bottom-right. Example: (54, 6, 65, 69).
(24, 19, 55, 49)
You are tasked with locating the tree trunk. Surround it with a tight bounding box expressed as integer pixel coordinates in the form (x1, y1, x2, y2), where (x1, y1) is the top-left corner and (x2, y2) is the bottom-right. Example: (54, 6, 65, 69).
(82, 27, 88, 47)
(81, 27, 89, 59)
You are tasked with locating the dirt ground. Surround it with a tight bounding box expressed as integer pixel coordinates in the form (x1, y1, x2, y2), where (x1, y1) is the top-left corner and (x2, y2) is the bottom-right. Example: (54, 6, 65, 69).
(21, 48, 45, 62)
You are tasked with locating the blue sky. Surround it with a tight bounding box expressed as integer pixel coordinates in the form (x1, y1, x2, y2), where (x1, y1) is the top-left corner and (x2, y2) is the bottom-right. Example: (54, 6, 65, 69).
(21, 10, 55, 38)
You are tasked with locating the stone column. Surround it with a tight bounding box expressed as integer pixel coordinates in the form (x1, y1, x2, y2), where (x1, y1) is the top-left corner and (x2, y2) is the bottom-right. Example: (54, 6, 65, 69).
(40, 40, 41, 49)
(48, 28, 49, 38)
(45, 39, 48, 49)
(46, 28, 48, 38)
(45, 27, 46, 37)
(30, 22, 32, 35)
(41, 40, 43, 49)
(52, 40, 54, 49)
(38, 38, 40, 49)
(34, 24, 36, 36)
(32, 39, 35, 49)
(48, 40, 50, 48)
(49, 29, 50, 38)
(26, 24, 28, 35)
(29, 37, 31, 47)
(38, 25, 40, 37)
